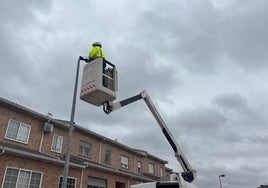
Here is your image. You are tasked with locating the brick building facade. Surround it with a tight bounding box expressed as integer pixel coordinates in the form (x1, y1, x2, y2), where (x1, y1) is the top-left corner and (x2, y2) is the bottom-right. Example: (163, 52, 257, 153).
(0, 98, 172, 188)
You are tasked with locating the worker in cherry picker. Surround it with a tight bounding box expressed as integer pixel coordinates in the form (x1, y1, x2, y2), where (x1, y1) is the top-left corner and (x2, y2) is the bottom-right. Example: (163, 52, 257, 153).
(88, 41, 106, 61)
(79, 41, 110, 70)
(79, 41, 113, 87)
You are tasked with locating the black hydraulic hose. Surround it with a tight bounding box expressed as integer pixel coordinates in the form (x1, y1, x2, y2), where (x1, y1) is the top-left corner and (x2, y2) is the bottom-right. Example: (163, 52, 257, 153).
(103, 101, 112, 114)
(162, 128, 178, 153)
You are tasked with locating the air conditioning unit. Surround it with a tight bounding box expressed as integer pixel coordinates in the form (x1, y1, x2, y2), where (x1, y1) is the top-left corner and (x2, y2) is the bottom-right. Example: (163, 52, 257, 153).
(44, 122, 53, 133)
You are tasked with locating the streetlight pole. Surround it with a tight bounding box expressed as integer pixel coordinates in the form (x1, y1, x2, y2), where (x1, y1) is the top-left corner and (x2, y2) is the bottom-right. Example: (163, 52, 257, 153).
(218, 174, 225, 188)
(61, 58, 81, 188)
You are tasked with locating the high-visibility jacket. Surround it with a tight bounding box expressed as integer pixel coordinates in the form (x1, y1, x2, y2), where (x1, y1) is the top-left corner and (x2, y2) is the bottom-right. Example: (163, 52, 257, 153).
(88, 46, 105, 59)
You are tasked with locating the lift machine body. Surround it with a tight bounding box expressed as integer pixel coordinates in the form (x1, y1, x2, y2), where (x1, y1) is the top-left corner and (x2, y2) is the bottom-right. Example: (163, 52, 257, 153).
(79, 57, 197, 188)
(103, 91, 197, 188)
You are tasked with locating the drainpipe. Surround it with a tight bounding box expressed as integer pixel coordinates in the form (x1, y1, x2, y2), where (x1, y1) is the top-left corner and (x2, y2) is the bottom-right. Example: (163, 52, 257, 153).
(99, 138, 106, 163)
(127, 176, 134, 188)
(163, 166, 166, 180)
(39, 132, 44, 152)
(81, 164, 88, 188)
(80, 168, 84, 188)
(40, 113, 52, 152)
(133, 152, 137, 174)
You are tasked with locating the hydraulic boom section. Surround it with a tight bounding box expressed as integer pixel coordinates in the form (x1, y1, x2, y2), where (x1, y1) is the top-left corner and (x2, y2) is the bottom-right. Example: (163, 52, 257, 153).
(103, 90, 196, 183)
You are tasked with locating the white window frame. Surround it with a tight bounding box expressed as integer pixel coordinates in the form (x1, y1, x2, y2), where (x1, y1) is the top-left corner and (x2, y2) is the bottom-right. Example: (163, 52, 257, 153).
(59, 176, 77, 188)
(104, 150, 111, 164)
(2, 166, 43, 188)
(5, 119, 31, 144)
(79, 141, 91, 157)
(137, 161, 142, 173)
(160, 167, 164, 177)
(120, 155, 129, 169)
(51, 135, 63, 153)
(149, 163, 154, 174)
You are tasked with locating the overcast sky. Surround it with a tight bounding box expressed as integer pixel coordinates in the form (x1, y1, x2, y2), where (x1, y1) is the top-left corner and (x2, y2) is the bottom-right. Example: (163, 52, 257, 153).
(1, 0, 268, 188)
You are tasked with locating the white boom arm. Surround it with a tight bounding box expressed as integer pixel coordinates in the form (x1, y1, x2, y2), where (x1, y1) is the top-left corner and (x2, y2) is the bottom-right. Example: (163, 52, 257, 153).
(103, 90, 197, 183)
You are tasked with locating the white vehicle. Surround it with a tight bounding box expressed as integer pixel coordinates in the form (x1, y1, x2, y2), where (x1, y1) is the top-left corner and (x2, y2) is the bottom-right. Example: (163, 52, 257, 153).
(131, 181, 179, 188)
(131, 173, 196, 188)
(103, 91, 198, 188)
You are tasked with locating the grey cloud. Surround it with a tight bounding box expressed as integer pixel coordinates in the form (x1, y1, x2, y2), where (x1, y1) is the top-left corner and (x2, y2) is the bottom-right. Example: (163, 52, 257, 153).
(177, 107, 228, 134)
(112, 41, 179, 100)
(218, 1, 268, 70)
(212, 93, 266, 129)
(198, 162, 266, 188)
(0, 1, 52, 25)
(130, 0, 268, 74)
(213, 93, 248, 111)
(0, 0, 55, 107)
(1, 1, 268, 188)
(130, 1, 222, 74)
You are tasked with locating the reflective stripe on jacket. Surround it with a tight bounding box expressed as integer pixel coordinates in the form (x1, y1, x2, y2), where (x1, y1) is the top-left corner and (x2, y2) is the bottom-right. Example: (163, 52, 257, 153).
(88, 46, 105, 59)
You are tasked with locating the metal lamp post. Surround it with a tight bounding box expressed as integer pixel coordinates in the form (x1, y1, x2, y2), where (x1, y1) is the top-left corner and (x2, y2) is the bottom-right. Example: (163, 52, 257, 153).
(218, 174, 225, 188)
(61, 58, 83, 188)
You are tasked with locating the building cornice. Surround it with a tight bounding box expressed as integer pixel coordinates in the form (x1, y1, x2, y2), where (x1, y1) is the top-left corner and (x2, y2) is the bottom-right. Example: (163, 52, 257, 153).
(0, 143, 84, 169)
(1, 97, 168, 164)
(82, 160, 154, 182)
(0, 97, 69, 130)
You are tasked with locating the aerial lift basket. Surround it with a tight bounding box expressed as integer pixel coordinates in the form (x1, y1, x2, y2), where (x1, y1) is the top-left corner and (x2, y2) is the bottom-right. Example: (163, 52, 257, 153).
(80, 58, 118, 106)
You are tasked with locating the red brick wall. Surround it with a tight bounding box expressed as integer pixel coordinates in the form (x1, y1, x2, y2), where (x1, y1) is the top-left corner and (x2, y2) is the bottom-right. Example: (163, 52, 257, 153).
(71, 131, 101, 162)
(0, 154, 81, 188)
(0, 106, 43, 151)
(0, 104, 171, 188)
(0, 153, 166, 188)
(40, 125, 69, 157)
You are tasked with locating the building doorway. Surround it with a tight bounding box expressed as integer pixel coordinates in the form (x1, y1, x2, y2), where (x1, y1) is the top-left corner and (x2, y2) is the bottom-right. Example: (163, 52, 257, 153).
(116, 181, 125, 188)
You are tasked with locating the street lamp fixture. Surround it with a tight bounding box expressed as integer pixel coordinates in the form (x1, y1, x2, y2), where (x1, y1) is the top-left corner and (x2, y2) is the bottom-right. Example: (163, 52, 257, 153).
(61, 58, 84, 188)
(218, 174, 226, 188)
(60, 57, 116, 188)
